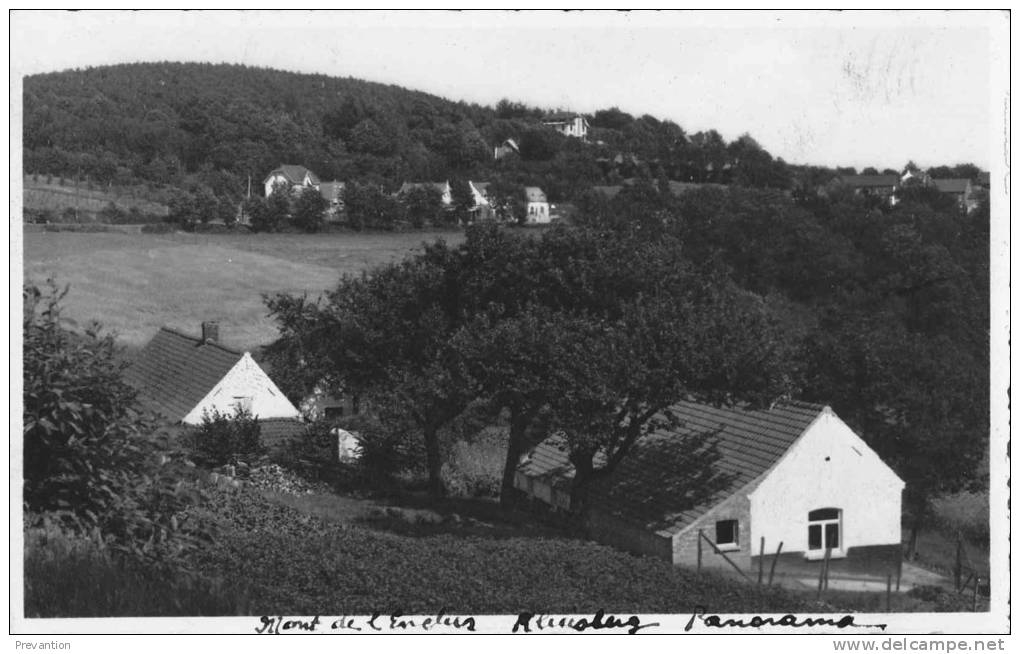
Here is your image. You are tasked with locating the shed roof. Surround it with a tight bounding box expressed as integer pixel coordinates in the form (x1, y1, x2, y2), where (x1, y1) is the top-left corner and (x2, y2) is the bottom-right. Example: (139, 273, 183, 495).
(518, 399, 827, 536)
(124, 327, 244, 423)
(932, 178, 972, 194)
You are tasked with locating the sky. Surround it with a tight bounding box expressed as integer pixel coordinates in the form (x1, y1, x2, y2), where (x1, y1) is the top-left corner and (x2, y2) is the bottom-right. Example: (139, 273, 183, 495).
(10, 10, 1007, 171)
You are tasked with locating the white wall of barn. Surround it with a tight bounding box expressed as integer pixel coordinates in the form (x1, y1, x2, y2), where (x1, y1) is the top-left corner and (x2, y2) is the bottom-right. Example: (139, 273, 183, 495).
(183, 353, 301, 425)
(747, 410, 904, 557)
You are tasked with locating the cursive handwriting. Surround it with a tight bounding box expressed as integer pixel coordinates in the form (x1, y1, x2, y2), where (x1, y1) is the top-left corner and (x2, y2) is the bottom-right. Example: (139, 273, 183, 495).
(685, 606, 887, 632)
(255, 615, 321, 634)
(513, 610, 659, 635)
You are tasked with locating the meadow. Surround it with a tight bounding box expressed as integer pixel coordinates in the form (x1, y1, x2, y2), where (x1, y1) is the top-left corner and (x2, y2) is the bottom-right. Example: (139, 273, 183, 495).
(22, 229, 465, 350)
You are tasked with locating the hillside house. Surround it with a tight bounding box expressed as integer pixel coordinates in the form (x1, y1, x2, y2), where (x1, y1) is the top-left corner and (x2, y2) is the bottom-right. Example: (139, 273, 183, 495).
(493, 138, 520, 160)
(932, 178, 975, 212)
(524, 186, 550, 223)
(397, 181, 453, 206)
(542, 113, 590, 139)
(515, 400, 904, 574)
(835, 174, 901, 205)
(263, 164, 321, 197)
(318, 181, 346, 217)
(124, 322, 304, 450)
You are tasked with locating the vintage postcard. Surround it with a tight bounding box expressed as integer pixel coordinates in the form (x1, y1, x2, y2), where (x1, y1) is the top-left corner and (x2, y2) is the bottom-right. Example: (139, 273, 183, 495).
(8, 8, 1011, 646)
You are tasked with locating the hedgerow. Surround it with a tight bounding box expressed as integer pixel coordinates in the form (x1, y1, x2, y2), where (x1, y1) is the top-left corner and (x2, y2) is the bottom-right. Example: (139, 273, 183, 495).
(186, 484, 809, 615)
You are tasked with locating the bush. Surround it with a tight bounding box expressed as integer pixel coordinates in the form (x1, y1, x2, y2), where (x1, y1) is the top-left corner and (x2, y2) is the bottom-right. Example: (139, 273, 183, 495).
(24, 517, 249, 617)
(23, 282, 203, 560)
(188, 406, 264, 467)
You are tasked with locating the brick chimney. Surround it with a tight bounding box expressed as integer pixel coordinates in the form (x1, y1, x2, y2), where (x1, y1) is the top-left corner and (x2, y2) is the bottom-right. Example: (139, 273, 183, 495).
(201, 321, 220, 344)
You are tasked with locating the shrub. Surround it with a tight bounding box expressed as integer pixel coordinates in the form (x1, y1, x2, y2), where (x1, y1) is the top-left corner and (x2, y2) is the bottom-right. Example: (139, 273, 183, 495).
(188, 406, 264, 467)
(24, 517, 250, 617)
(23, 282, 203, 560)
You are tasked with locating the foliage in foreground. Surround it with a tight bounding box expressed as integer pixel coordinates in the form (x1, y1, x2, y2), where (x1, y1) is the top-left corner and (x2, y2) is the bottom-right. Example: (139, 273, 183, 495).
(23, 282, 204, 560)
(185, 484, 809, 615)
(24, 519, 249, 617)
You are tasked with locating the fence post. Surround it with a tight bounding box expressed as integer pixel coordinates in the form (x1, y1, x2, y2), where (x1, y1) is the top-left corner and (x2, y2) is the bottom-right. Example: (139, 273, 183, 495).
(816, 555, 826, 600)
(757, 537, 765, 586)
(896, 553, 903, 592)
(767, 541, 783, 587)
(697, 529, 703, 575)
(886, 574, 892, 611)
(973, 577, 980, 612)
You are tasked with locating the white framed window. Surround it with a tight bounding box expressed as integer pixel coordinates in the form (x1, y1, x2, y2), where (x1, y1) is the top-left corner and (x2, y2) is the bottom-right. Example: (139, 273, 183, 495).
(715, 519, 739, 551)
(807, 507, 844, 559)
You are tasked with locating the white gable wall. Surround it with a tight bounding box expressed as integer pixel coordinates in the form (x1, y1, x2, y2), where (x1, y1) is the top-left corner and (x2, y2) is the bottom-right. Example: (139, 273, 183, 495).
(183, 352, 301, 425)
(747, 410, 904, 556)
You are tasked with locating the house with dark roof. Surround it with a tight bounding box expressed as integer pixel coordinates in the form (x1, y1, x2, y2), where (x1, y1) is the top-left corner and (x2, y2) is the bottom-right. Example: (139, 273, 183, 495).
(834, 174, 901, 205)
(932, 178, 975, 212)
(493, 138, 520, 160)
(124, 322, 304, 449)
(515, 399, 904, 573)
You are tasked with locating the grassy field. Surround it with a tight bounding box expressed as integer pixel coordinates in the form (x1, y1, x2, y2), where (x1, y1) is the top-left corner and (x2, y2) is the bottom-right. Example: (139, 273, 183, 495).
(22, 229, 465, 350)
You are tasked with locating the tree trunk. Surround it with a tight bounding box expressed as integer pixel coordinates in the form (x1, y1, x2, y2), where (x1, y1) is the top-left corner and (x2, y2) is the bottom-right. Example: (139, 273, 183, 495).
(423, 425, 446, 499)
(499, 410, 529, 509)
(905, 501, 927, 561)
(568, 453, 596, 520)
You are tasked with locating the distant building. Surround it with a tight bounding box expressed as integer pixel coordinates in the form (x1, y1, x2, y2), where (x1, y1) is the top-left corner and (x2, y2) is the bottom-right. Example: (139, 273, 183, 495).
(542, 113, 590, 140)
(524, 186, 550, 223)
(931, 178, 975, 212)
(834, 174, 901, 205)
(263, 164, 321, 197)
(397, 181, 453, 206)
(493, 138, 520, 160)
(318, 181, 346, 217)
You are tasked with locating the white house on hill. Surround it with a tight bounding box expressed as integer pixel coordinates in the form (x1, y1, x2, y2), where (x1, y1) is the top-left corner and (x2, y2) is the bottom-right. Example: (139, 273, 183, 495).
(263, 164, 321, 197)
(524, 186, 550, 223)
(516, 400, 904, 574)
(542, 113, 590, 139)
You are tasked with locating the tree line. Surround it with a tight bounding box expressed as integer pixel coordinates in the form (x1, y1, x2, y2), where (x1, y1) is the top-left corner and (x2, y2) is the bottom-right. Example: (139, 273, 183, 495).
(264, 180, 988, 549)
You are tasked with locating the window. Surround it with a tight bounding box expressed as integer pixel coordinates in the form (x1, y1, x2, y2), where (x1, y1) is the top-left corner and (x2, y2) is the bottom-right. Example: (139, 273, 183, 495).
(808, 508, 842, 555)
(233, 396, 253, 413)
(715, 519, 739, 550)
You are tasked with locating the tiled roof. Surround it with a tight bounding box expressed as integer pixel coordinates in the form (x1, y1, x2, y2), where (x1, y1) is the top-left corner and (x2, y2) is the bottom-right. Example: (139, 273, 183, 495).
(124, 327, 243, 423)
(932, 178, 971, 194)
(976, 172, 990, 186)
(524, 186, 547, 203)
(518, 399, 826, 536)
(839, 174, 900, 189)
(265, 165, 320, 186)
(543, 112, 584, 123)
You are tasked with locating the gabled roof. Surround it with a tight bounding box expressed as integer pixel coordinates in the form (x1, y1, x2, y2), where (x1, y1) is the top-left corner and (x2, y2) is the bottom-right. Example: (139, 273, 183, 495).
(524, 186, 547, 203)
(838, 174, 900, 189)
(264, 165, 320, 186)
(124, 327, 243, 423)
(518, 399, 826, 536)
(932, 178, 972, 194)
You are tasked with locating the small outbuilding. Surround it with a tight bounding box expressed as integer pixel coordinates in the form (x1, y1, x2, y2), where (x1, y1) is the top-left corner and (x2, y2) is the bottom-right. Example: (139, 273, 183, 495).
(516, 400, 904, 574)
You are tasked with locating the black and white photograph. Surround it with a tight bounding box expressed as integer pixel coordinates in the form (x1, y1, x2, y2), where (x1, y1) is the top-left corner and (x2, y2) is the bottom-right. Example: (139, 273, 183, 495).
(9, 8, 1010, 643)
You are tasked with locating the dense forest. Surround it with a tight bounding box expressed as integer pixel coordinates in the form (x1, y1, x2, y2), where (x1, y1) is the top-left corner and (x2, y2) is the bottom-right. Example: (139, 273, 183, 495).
(24, 62, 810, 205)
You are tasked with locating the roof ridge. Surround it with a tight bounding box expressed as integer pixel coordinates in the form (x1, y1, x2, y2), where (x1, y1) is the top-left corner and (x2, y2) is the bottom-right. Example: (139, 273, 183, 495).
(157, 326, 244, 357)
